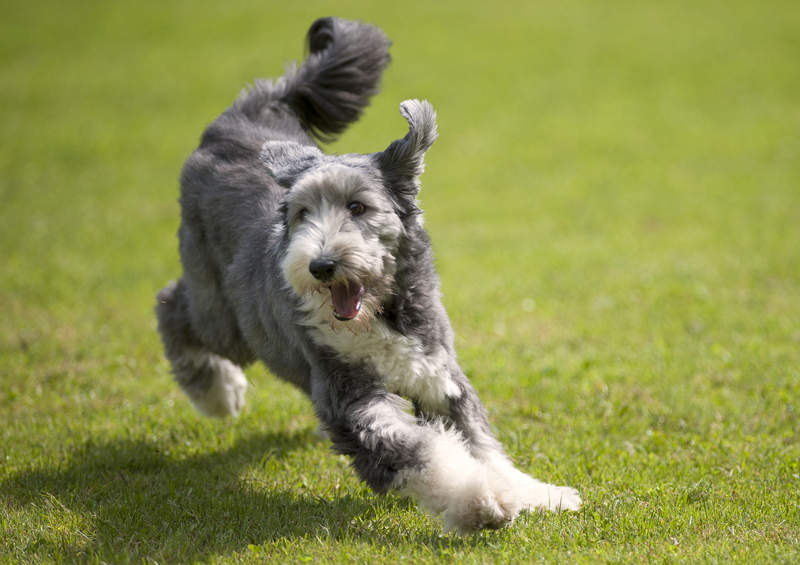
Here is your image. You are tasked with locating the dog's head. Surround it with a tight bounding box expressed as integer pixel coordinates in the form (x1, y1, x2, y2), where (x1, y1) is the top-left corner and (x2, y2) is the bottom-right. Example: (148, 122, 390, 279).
(262, 99, 437, 327)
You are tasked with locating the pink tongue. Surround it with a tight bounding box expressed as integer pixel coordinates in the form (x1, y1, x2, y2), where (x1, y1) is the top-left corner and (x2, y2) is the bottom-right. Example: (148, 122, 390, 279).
(330, 282, 364, 320)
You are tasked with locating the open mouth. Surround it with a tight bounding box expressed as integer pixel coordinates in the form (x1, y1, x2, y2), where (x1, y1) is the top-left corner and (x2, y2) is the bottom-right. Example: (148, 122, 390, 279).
(329, 280, 364, 321)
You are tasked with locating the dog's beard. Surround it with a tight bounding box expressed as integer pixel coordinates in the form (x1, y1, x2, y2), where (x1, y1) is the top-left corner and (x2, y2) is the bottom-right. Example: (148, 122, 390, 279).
(306, 281, 385, 333)
(280, 214, 399, 331)
(281, 248, 393, 332)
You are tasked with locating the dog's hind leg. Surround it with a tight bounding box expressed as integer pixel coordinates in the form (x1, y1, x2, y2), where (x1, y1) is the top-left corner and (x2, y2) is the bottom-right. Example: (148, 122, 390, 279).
(156, 279, 249, 417)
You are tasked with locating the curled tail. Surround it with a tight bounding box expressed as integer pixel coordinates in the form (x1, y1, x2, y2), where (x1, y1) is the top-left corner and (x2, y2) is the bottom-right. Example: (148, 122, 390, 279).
(235, 17, 391, 143)
(286, 18, 392, 141)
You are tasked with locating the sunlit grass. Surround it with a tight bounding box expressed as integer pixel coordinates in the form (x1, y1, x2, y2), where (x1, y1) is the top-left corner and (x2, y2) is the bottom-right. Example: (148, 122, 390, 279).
(2, 0, 799, 562)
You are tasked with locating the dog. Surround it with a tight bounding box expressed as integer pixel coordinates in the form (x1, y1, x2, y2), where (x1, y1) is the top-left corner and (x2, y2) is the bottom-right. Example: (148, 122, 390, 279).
(156, 17, 581, 533)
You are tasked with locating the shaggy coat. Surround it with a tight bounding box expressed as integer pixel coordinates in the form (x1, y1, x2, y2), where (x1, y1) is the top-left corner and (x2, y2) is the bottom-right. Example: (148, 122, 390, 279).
(156, 17, 580, 532)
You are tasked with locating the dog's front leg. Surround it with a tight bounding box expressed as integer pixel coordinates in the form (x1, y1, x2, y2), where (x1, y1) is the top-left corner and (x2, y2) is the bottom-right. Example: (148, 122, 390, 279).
(447, 374, 582, 514)
(310, 369, 521, 533)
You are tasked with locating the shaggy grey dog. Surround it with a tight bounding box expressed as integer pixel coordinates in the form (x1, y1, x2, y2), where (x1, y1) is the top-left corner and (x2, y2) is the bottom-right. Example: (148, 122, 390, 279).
(156, 17, 581, 532)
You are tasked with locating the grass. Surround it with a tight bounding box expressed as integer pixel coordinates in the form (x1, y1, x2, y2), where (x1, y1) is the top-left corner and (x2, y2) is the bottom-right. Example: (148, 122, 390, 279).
(2, 0, 799, 562)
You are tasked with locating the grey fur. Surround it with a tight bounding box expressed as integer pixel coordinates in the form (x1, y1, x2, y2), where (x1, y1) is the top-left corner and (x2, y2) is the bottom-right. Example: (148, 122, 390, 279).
(156, 17, 580, 533)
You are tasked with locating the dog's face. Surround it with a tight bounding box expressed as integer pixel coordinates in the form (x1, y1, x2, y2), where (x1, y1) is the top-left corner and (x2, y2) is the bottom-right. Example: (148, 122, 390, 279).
(280, 163, 403, 325)
(262, 100, 438, 327)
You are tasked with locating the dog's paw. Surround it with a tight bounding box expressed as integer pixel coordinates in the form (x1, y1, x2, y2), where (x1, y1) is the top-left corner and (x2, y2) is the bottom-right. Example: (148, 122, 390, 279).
(540, 484, 582, 512)
(193, 358, 248, 417)
(441, 491, 512, 534)
(513, 479, 582, 513)
(487, 457, 582, 514)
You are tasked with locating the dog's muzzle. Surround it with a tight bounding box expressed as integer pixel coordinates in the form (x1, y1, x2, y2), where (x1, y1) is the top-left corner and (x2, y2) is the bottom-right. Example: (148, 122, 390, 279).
(309, 258, 364, 321)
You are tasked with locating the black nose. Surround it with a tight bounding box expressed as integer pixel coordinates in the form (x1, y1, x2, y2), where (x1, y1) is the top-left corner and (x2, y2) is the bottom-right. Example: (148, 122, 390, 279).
(309, 258, 337, 281)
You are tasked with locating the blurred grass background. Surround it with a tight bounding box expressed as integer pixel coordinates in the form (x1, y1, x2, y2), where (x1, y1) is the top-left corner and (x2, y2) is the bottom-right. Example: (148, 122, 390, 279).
(1, 0, 799, 562)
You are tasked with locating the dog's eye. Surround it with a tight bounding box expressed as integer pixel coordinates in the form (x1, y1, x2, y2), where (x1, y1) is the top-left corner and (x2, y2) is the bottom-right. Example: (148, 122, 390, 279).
(348, 201, 366, 216)
(295, 208, 308, 223)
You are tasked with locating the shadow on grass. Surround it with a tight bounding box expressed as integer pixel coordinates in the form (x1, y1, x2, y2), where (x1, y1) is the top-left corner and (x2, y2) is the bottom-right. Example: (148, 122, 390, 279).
(1, 428, 413, 561)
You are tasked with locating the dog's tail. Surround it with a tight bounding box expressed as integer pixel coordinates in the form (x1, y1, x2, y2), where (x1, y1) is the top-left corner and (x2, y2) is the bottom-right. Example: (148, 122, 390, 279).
(235, 18, 391, 143)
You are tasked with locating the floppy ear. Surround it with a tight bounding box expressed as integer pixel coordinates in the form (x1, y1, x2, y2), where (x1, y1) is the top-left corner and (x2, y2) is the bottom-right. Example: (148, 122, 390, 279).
(259, 141, 322, 187)
(376, 99, 438, 191)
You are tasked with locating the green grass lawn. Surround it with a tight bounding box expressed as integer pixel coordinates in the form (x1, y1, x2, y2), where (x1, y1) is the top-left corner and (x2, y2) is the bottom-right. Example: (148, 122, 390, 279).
(2, 0, 799, 562)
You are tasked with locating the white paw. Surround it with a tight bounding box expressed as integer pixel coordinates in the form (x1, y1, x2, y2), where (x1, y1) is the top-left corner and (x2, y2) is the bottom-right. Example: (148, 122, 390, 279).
(435, 474, 581, 533)
(194, 358, 248, 417)
(487, 457, 582, 514)
(441, 491, 511, 534)
(542, 484, 582, 512)
(398, 430, 520, 534)
(514, 479, 582, 513)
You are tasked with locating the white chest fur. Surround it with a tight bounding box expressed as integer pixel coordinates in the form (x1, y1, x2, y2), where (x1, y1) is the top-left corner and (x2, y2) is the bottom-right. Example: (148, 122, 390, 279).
(304, 302, 461, 410)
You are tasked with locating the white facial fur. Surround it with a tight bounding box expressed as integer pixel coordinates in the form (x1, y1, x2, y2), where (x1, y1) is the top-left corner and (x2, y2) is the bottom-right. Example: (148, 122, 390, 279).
(280, 164, 403, 327)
